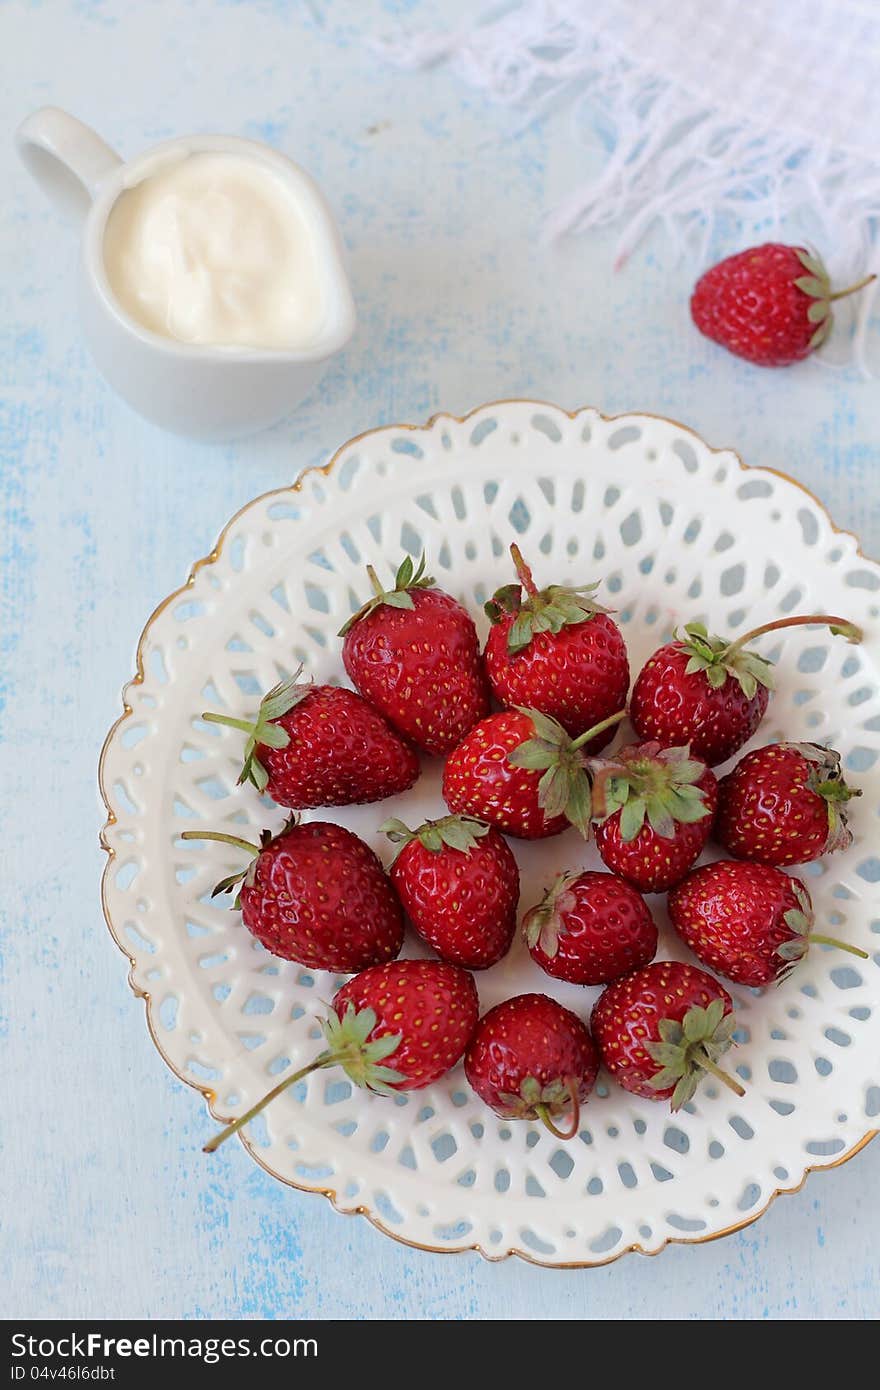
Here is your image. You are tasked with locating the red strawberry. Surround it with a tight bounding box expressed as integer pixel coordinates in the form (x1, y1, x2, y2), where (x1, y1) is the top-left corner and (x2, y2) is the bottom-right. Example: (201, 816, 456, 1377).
(181, 820, 404, 972)
(483, 544, 629, 748)
(331, 959, 478, 1090)
(591, 961, 743, 1111)
(442, 705, 626, 839)
(691, 243, 876, 368)
(205, 959, 479, 1152)
(668, 860, 868, 987)
(202, 670, 419, 807)
(590, 742, 717, 891)
(382, 814, 519, 970)
(339, 554, 490, 755)
(464, 994, 599, 1140)
(523, 870, 657, 985)
(630, 615, 862, 766)
(716, 742, 859, 867)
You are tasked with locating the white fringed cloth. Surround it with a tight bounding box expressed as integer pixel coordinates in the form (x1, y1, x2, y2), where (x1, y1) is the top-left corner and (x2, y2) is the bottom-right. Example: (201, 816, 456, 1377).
(377, 0, 880, 366)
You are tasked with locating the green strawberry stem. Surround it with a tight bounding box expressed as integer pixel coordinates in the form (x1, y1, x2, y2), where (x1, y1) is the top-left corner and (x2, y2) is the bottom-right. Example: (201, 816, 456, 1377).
(510, 543, 539, 597)
(807, 934, 869, 959)
(201, 712, 256, 736)
(535, 1078, 580, 1141)
(569, 708, 628, 751)
(204, 1055, 334, 1153)
(827, 273, 876, 302)
(694, 1054, 745, 1098)
(366, 564, 385, 599)
(723, 614, 862, 660)
(180, 829, 260, 857)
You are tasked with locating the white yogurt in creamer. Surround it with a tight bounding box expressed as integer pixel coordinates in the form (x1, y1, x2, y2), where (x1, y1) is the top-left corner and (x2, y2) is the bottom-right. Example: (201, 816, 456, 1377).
(103, 151, 328, 349)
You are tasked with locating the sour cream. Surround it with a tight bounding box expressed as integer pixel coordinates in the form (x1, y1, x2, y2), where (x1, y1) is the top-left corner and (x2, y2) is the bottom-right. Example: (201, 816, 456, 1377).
(102, 150, 328, 350)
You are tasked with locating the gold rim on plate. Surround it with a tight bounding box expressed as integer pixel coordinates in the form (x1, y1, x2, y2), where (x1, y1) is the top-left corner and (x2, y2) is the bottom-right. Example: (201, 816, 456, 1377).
(98, 400, 879, 1268)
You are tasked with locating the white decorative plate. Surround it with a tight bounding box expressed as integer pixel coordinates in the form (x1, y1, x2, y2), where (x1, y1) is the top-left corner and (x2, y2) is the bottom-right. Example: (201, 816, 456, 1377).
(100, 401, 880, 1266)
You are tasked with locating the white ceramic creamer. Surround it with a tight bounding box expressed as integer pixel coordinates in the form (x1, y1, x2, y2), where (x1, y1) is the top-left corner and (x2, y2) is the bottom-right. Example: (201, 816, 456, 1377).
(16, 108, 356, 440)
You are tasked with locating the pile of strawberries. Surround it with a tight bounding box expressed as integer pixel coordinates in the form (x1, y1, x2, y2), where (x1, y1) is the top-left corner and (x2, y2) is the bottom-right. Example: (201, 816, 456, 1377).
(184, 546, 868, 1153)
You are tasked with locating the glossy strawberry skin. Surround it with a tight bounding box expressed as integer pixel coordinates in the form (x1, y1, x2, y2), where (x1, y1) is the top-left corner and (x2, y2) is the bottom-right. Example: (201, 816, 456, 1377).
(239, 821, 404, 972)
(484, 612, 629, 748)
(716, 744, 837, 866)
(630, 642, 769, 766)
(691, 244, 820, 367)
(342, 588, 490, 755)
(333, 959, 479, 1090)
(595, 763, 718, 891)
(464, 994, 599, 1119)
(390, 829, 519, 970)
(257, 685, 420, 808)
(526, 872, 657, 985)
(442, 709, 568, 839)
(591, 961, 734, 1101)
(668, 860, 808, 986)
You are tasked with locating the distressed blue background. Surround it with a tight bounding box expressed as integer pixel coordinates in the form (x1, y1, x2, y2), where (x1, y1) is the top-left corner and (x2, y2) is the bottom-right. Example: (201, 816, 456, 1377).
(2, 0, 878, 1320)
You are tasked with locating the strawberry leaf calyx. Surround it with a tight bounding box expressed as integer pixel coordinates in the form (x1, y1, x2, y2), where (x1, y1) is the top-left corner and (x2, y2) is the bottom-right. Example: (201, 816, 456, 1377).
(777, 878, 868, 978)
(338, 554, 435, 636)
(778, 878, 817, 970)
(485, 544, 610, 654)
(321, 1004, 407, 1095)
(645, 999, 743, 1111)
(240, 675, 306, 791)
(782, 741, 860, 854)
(381, 814, 490, 858)
(589, 742, 710, 841)
(507, 707, 626, 837)
(794, 248, 834, 350)
(676, 621, 776, 699)
(483, 583, 522, 621)
(523, 872, 579, 956)
(793, 249, 877, 351)
(201, 671, 310, 793)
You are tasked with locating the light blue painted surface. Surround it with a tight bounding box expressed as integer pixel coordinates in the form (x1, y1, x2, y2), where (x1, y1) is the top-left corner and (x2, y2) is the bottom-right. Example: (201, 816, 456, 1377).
(2, 0, 879, 1320)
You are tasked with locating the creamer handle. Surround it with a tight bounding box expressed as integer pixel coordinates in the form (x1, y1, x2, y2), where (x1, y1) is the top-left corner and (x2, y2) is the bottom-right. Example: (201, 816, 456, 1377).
(15, 107, 123, 222)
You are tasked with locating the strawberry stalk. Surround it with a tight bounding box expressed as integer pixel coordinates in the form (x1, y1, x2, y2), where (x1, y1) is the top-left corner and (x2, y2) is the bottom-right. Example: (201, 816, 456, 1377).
(535, 1079, 581, 1140)
(694, 1055, 745, 1098)
(827, 273, 876, 302)
(365, 564, 385, 598)
(804, 934, 868, 958)
(569, 709, 628, 750)
(722, 614, 863, 659)
(181, 830, 259, 857)
(204, 1056, 334, 1153)
(202, 713, 257, 735)
(510, 543, 539, 597)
